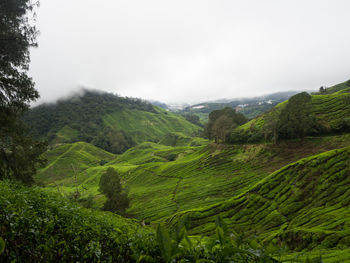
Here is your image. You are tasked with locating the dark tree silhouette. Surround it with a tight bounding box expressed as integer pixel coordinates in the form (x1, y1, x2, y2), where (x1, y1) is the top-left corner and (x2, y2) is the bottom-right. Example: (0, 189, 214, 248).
(99, 168, 130, 214)
(278, 92, 314, 140)
(0, 0, 46, 184)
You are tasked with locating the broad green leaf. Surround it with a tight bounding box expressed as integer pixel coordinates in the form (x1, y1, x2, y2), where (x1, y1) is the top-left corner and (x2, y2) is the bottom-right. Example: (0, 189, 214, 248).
(0, 237, 5, 255)
(216, 226, 225, 245)
(249, 239, 260, 250)
(266, 242, 278, 255)
(138, 254, 154, 263)
(156, 224, 172, 262)
(196, 259, 214, 263)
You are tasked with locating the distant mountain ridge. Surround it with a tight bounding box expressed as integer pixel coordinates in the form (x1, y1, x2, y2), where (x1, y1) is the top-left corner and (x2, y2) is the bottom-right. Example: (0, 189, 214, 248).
(175, 90, 302, 121)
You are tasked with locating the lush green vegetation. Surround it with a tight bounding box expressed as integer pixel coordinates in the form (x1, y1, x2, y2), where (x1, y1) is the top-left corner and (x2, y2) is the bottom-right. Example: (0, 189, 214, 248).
(24, 90, 201, 153)
(5, 0, 350, 261)
(26, 79, 350, 261)
(169, 146, 350, 253)
(37, 133, 350, 223)
(0, 180, 145, 262)
(231, 84, 350, 143)
(99, 167, 130, 214)
(35, 141, 116, 185)
(0, 180, 292, 262)
(314, 80, 350, 95)
(0, 0, 47, 184)
(32, 136, 350, 261)
(205, 107, 247, 143)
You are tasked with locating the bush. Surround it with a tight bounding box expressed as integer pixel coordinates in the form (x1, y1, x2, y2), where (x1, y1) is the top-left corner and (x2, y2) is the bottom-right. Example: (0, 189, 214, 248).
(0, 181, 141, 262)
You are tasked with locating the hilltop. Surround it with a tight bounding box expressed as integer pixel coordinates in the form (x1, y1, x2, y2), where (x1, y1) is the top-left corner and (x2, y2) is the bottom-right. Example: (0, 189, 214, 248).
(231, 80, 350, 143)
(24, 90, 201, 154)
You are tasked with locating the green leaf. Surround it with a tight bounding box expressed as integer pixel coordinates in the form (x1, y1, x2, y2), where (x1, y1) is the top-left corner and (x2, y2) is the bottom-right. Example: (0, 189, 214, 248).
(216, 226, 225, 245)
(0, 237, 5, 255)
(249, 239, 260, 250)
(176, 227, 186, 244)
(183, 234, 193, 250)
(138, 254, 154, 263)
(156, 224, 173, 262)
(266, 242, 278, 255)
(196, 259, 214, 263)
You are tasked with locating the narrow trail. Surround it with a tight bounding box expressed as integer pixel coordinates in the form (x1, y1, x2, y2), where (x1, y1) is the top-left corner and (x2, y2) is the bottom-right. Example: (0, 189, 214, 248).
(144, 168, 183, 212)
(171, 178, 183, 211)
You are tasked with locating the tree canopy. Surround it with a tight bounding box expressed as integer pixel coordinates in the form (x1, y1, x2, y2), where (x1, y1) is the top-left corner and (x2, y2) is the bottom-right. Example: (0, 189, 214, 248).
(277, 92, 314, 140)
(99, 168, 130, 215)
(0, 0, 46, 184)
(205, 107, 247, 143)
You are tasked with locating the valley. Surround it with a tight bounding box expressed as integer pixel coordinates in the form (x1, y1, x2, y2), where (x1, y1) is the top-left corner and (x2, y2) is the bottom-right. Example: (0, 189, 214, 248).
(3, 80, 350, 262)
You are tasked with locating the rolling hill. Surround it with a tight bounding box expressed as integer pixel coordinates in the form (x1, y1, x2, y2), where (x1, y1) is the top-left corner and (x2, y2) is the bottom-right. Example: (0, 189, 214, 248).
(35, 141, 116, 185)
(26, 79, 350, 261)
(168, 146, 350, 254)
(231, 81, 350, 143)
(37, 133, 350, 223)
(24, 90, 202, 153)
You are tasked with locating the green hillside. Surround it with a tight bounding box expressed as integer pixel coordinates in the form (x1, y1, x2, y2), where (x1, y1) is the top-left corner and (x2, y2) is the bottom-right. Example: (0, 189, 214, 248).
(35, 141, 115, 185)
(37, 133, 350, 223)
(231, 81, 350, 143)
(24, 90, 201, 153)
(33, 135, 350, 261)
(314, 80, 350, 95)
(167, 146, 350, 255)
(26, 80, 350, 261)
(103, 107, 201, 144)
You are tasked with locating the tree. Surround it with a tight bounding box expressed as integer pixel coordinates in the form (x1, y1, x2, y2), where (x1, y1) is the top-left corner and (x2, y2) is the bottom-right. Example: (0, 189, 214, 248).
(183, 114, 202, 127)
(93, 128, 135, 154)
(0, 0, 39, 109)
(212, 115, 236, 143)
(205, 107, 247, 143)
(277, 92, 314, 140)
(99, 168, 130, 214)
(263, 107, 280, 144)
(0, 0, 46, 184)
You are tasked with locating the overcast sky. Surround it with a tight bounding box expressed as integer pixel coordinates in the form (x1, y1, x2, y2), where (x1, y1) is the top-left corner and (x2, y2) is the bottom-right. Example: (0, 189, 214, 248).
(29, 0, 350, 104)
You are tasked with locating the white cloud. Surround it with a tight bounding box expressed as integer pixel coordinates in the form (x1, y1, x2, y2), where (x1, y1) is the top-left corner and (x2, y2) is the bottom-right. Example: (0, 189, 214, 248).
(29, 0, 350, 104)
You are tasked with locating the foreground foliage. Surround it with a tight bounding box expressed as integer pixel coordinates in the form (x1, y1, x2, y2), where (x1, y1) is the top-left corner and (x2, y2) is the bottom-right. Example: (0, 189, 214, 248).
(0, 180, 294, 262)
(0, 181, 141, 262)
